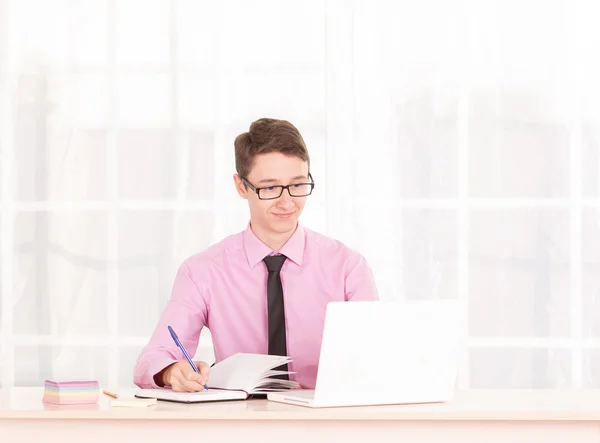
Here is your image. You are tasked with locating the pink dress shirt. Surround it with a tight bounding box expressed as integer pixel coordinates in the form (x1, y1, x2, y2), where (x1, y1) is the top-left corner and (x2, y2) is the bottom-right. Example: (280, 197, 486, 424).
(133, 224, 379, 389)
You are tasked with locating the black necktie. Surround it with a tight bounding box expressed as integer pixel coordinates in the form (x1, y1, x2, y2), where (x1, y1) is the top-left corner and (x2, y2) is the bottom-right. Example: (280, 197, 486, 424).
(263, 254, 289, 379)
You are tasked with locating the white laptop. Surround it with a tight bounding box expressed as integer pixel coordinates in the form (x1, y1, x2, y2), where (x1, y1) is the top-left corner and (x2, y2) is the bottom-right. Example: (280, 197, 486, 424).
(267, 299, 464, 408)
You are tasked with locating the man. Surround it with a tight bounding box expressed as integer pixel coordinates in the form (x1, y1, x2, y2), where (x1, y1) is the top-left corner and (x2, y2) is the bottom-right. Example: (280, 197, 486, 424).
(133, 118, 379, 392)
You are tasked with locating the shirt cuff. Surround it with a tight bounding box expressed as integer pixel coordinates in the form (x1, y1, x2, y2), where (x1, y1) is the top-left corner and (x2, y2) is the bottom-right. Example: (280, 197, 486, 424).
(135, 356, 178, 389)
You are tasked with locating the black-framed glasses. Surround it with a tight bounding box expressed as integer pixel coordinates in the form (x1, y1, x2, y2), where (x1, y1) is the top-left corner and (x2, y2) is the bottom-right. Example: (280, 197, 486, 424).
(241, 173, 315, 200)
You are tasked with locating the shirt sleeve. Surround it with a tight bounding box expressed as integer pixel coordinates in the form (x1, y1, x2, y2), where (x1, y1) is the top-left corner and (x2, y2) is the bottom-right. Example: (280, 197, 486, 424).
(133, 262, 208, 388)
(344, 252, 380, 301)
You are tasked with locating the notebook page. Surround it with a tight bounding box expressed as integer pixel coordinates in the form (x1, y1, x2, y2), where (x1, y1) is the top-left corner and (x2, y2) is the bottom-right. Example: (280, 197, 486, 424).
(208, 353, 291, 392)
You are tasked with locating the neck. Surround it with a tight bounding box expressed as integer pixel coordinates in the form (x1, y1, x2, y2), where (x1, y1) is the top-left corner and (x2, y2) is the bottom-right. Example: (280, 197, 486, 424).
(250, 221, 297, 251)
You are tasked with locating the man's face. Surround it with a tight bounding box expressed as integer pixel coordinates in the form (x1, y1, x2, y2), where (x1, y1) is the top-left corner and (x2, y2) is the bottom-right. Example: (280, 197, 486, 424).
(235, 152, 310, 236)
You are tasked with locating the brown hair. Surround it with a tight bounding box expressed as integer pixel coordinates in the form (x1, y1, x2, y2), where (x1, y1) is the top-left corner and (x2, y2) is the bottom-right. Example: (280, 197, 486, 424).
(234, 118, 310, 178)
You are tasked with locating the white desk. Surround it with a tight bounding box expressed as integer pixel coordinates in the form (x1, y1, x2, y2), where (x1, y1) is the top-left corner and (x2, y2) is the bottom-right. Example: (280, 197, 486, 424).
(2, 388, 600, 442)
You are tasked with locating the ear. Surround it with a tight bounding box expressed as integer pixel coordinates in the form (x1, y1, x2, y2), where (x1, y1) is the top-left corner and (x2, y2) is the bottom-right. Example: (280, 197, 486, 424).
(233, 174, 248, 199)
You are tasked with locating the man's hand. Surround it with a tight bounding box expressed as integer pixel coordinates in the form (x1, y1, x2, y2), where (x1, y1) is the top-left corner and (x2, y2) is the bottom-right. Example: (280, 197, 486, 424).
(161, 360, 210, 392)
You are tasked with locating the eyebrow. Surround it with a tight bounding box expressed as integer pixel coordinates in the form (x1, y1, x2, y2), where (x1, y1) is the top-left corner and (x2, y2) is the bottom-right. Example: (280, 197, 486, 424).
(258, 175, 308, 184)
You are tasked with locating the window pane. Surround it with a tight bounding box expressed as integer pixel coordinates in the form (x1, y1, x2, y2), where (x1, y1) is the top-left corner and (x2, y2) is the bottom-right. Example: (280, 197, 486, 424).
(13, 211, 109, 335)
(218, 0, 325, 67)
(468, 82, 570, 198)
(116, 0, 170, 65)
(0, 231, 2, 337)
(186, 131, 215, 201)
(367, 0, 460, 68)
(469, 209, 570, 337)
(72, 75, 109, 129)
(14, 346, 108, 387)
(71, 0, 107, 65)
(220, 68, 325, 128)
(116, 74, 171, 127)
(10, 1, 107, 66)
(579, 3, 600, 198)
(582, 209, 600, 336)
(582, 124, 600, 198)
(178, 72, 216, 128)
(218, 208, 245, 231)
(14, 73, 108, 201)
(467, 0, 570, 198)
(117, 129, 176, 199)
(16, 129, 107, 201)
(583, 350, 600, 389)
(344, 209, 402, 301)
(0, 144, 3, 204)
(118, 346, 142, 387)
(117, 211, 214, 336)
(470, 348, 571, 389)
(15, 73, 108, 130)
(9, 0, 70, 66)
(393, 75, 458, 198)
(176, 0, 219, 65)
(469, 1, 569, 69)
(398, 209, 458, 301)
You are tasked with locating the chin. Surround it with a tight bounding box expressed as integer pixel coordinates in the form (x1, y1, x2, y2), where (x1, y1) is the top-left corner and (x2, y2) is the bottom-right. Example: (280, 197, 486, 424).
(270, 214, 298, 229)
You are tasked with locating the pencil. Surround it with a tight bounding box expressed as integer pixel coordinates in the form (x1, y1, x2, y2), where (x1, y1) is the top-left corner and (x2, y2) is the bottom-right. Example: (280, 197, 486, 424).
(102, 389, 118, 399)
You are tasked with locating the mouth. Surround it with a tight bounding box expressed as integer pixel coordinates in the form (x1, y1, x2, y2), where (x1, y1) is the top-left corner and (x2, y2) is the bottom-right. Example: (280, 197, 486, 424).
(272, 212, 295, 219)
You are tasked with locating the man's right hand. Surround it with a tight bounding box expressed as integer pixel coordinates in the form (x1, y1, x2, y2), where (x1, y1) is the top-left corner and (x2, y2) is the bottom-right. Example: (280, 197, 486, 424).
(161, 360, 210, 392)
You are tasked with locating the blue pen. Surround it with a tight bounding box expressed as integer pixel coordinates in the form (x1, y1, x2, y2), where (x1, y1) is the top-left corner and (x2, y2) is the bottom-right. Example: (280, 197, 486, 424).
(168, 325, 208, 390)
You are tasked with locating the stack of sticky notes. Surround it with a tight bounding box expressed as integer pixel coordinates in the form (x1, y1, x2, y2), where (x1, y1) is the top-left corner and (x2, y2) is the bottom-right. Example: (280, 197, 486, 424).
(43, 380, 100, 405)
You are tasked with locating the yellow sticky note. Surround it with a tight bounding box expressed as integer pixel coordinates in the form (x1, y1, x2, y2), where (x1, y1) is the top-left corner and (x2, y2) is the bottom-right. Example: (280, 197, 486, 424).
(111, 397, 157, 408)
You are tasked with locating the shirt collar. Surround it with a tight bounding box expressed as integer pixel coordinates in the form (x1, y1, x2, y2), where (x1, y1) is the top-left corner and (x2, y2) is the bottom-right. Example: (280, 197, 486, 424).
(243, 223, 306, 269)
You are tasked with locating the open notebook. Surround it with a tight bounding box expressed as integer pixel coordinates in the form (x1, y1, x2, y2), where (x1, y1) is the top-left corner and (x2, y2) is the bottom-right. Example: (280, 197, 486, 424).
(136, 353, 300, 403)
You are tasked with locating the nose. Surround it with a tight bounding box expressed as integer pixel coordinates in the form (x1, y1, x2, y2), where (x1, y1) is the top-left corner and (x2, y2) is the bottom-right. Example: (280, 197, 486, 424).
(277, 188, 294, 207)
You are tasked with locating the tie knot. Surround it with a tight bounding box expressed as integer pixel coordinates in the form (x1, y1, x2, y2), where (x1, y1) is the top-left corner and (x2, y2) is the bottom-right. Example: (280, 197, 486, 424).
(263, 254, 287, 272)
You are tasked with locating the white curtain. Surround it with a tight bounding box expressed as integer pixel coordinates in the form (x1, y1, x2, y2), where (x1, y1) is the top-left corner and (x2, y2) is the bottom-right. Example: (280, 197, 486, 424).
(1, 0, 600, 390)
